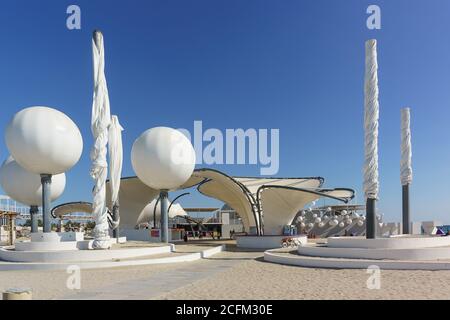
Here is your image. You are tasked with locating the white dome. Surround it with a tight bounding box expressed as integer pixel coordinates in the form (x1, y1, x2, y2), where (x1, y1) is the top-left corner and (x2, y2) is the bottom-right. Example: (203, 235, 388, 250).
(5, 107, 83, 175)
(339, 222, 345, 228)
(136, 198, 187, 225)
(131, 127, 196, 190)
(0, 156, 66, 206)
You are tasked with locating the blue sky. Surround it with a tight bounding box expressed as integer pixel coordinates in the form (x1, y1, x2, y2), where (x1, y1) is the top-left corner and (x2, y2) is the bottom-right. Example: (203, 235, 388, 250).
(0, 0, 450, 223)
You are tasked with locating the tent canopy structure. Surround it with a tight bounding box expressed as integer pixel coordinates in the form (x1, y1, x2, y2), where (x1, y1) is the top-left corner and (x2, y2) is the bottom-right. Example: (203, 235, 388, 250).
(104, 168, 355, 235)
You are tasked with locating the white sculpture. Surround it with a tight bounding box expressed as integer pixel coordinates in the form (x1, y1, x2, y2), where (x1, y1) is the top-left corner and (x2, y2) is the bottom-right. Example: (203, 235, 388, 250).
(5, 107, 83, 175)
(131, 127, 196, 190)
(401, 108, 412, 186)
(131, 126, 195, 242)
(5, 106, 82, 232)
(108, 115, 124, 236)
(0, 156, 66, 206)
(91, 30, 112, 249)
(363, 39, 380, 201)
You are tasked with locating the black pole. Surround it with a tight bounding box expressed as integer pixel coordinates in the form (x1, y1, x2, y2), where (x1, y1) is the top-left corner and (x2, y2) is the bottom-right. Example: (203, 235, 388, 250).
(366, 198, 376, 239)
(41, 174, 52, 233)
(112, 202, 120, 239)
(402, 184, 410, 234)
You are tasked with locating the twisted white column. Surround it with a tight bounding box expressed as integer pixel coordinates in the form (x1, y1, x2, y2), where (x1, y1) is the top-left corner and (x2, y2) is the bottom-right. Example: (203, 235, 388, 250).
(401, 108, 412, 186)
(363, 39, 380, 200)
(91, 30, 112, 249)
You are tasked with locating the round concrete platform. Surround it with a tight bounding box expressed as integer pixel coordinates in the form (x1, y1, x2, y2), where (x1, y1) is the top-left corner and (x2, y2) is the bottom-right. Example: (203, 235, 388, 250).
(264, 249, 450, 270)
(298, 244, 450, 261)
(236, 235, 307, 249)
(327, 235, 450, 249)
(264, 236, 450, 270)
(0, 245, 225, 270)
(0, 245, 173, 262)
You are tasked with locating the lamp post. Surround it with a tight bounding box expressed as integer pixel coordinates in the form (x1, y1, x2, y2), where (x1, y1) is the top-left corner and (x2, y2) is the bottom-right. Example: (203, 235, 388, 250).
(5, 106, 82, 234)
(131, 127, 196, 243)
(0, 156, 66, 234)
(363, 39, 380, 239)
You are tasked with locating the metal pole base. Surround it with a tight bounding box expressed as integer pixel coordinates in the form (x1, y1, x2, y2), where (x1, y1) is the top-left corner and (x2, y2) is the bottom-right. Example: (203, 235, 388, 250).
(402, 184, 410, 234)
(366, 198, 377, 239)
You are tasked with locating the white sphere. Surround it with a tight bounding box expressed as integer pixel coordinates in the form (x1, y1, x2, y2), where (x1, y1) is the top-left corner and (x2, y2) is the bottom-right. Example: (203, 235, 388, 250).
(131, 127, 196, 190)
(301, 210, 306, 216)
(297, 216, 304, 222)
(326, 207, 332, 212)
(312, 213, 318, 219)
(315, 217, 322, 224)
(330, 219, 338, 226)
(339, 222, 345, 228)
(0, 156, 66, 206)
(361, 216, 366, 221)
(318, 222, 324, 228)
(307, 223, 314, 228)
(5, 106, 83, 175)
(341, 210, 348, 215)
(307, 207, 312, 212)
(300, 222, 306, 228)
(346, 219, 353, 225)
(357, 220, 364, 226)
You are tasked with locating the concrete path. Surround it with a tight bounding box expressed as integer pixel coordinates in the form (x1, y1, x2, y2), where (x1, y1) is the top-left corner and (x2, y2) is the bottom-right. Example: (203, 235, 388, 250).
(63, 251, 261, 300)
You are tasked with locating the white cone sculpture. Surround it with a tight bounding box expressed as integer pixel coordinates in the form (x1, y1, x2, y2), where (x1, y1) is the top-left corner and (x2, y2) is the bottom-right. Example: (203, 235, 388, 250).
(5, 106, 82, 233)
(0, 156, 66, 233)
(108, 115, 124, 240)
(91, 30, 112, 249)
(132, 127, 196, 243)
(401, 107, 412, 234)
(363, 39, 380, 239)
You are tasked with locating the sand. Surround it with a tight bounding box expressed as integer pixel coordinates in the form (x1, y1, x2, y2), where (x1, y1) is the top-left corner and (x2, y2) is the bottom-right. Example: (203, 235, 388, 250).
(1, 241, 450, 300)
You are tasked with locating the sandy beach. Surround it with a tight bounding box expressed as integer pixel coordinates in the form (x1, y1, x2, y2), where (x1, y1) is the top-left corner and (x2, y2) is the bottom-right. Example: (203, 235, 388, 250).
(1, 242, 449, 300)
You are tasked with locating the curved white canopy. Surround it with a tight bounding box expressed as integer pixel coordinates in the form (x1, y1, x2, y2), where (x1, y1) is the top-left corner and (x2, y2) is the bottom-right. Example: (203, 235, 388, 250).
(258, 186, 354, 235)
(136, 199, 187, 226)
(103, 168, 354, 234)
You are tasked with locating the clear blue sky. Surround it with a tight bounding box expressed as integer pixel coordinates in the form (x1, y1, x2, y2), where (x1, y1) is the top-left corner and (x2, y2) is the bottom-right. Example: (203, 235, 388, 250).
(0, 0, 449, 223)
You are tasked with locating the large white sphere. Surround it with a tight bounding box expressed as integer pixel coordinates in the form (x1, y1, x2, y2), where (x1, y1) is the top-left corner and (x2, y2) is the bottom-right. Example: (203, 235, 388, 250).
(357, 220, 364, 227)
(5, 107, 83, 174)
(0, 156, 66, 206)
(339, 222, 345, 228)
(131, 127, 196, 190)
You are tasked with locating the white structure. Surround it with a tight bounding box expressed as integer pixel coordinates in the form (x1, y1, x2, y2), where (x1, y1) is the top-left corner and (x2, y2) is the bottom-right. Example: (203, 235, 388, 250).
(136, 199, 187, 226)
(104, 169, 354, 247)
(5, 106, 83, 233)
(5, 107, 83, 175)
(363, 39, 380, 239)
(108, 115, 124, 236)
(131, 127, 196, 243)
(0, 157, 66, 207)
(131, 127, 196, 190)
(91, 30, 112, 249)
